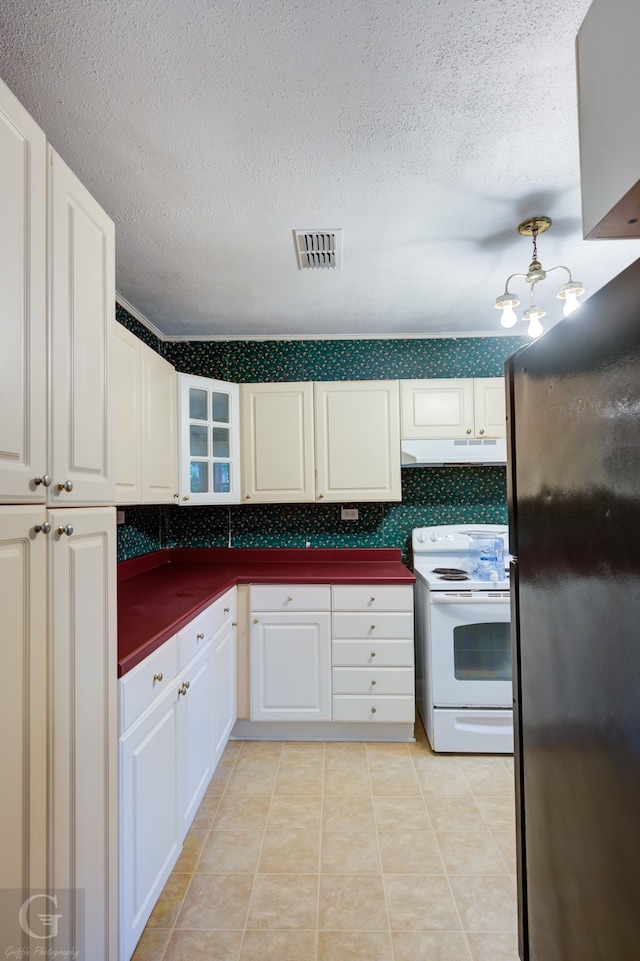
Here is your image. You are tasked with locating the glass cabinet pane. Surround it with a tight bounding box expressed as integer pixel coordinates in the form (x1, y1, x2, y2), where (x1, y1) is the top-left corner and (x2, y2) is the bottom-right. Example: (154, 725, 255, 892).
(189, 388, 208, 421)
(212, 427, 230, 458)
(189, 461, 209, 494)
(211, 391, 229, 423)
(213, 462, 230, 493)
(190, 425, 208, 457)
(453, 622, 511, 681)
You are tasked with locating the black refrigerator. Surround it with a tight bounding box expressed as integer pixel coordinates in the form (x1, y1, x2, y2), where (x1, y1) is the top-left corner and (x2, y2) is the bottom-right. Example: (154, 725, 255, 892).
(505, 256, 640, 961)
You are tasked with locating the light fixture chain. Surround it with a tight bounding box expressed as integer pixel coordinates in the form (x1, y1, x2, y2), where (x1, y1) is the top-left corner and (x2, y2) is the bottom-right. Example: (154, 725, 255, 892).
(531, 226, 538, 263)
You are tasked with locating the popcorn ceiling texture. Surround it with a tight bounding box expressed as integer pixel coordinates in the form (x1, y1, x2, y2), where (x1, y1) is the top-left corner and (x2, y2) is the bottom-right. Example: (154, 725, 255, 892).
(116, 307, 520, 564)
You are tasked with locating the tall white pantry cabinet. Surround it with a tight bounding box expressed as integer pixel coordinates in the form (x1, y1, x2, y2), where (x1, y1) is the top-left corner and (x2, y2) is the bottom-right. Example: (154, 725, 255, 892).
(0, 76, 117, 959)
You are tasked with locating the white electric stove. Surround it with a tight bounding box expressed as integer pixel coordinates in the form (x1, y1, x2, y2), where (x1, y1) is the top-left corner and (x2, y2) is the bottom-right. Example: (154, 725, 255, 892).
(412, 524, 513, 753)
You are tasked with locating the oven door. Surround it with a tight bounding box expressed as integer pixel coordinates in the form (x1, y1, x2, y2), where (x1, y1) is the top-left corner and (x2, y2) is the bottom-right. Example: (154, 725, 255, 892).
(428, 590, 511, 707)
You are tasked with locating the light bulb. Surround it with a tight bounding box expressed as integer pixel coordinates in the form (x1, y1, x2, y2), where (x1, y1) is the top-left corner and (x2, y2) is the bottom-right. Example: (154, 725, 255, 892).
(527, 312, 544, 338)
(500, 302, 518, 328)
(562, 290, 579, 316)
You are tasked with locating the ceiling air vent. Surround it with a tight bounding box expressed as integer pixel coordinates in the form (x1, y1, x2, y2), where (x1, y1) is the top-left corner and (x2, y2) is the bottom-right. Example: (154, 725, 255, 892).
(294, 229, 343, 269)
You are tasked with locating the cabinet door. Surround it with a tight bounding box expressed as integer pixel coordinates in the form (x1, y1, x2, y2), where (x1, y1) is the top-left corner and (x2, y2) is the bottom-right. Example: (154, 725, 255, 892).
(49, 507, 117, 961)
(179, 642, 215, 838)
(178, 373, 241, 504)
(240, 382, 315, 503)
(250, 611, 331, 720)
(212, 617, 238, 766)
(120, 685, 181, 961)
(115, 324, 143, 503)
(473, 378, 506, 438)
(0, 81, 47, 503)
(400, 378, 474, 439)
(0, 508, 47, 895)
(48, 148, 115, 506)
(141, 345, 178, 503)
(314, 381, 401, 502)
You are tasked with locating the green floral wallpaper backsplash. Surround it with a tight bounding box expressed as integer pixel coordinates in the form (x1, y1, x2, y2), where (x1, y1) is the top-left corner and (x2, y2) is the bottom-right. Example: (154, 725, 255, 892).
(115, 304, 523, 565)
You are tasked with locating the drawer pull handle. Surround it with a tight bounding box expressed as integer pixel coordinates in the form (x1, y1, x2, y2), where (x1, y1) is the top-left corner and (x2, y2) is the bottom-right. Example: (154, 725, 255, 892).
(153, 672, 163, 683)
(370, 651, 376, 658)
(371, 707, 377, 714)
(224, 607, 230, 614)
(371, 680, 377, 685)
(197, 632, 205, 640)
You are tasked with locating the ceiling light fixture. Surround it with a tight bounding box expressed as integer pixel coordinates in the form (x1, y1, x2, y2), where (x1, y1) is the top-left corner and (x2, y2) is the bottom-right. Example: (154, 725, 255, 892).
(495, 217, 585, 338)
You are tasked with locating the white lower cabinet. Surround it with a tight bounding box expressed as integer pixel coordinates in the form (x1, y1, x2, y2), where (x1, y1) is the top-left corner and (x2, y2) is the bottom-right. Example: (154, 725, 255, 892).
(250, 585, 332, 721)
(119, 587, 237, 961)
(247, 582, 414, 729)
(331, 584, 414, 723)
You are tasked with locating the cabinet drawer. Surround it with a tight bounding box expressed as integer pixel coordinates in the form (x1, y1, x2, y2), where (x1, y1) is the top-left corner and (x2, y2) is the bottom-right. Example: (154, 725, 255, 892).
(332, 695, 415, 723)
(332, 584, 413, 612)
(332, 611, 413, 640)
(178, 590, 236, 668)
(119, 635, 179, 734)
(250, 584, 331, 611)
(332, 667, 414, 696)
(332, 639, 414, 667)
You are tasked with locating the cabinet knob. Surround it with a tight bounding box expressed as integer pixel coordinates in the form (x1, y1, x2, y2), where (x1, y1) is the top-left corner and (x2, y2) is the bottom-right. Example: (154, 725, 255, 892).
(318, 493, 324, 499)
(57, 480, 74, 492)
(224, 607, 230, 614)
(287, 596, 293, 602)
(246, 494, 251, 499)
(196, 632, 204, 640)
(183, 495, 190, 501)
(253, 618, 259, 624)
(33, 522, 52, 535)
(371, 707, 377, 714)
(184, 680, 190, 689)
(370, 651, 376, 658)
(178, 680, 190, 696)
(369, 596, 375, 603)
(466, 428, 472, 435)
(371, 679, 377, 685)
(479, 428, 485, 435)
(174, 492, 179, 499)
(57, 524, 74, 537)
(232, 621, 238, 627)
(34, 474, 51, 488)
(153, 672, 163, 683)
(370, 624, 376, 631)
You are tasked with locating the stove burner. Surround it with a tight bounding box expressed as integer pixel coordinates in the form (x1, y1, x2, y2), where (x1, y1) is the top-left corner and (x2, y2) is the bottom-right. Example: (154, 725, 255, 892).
(431, 567, 467, 575)
(438, 573, 470, 581)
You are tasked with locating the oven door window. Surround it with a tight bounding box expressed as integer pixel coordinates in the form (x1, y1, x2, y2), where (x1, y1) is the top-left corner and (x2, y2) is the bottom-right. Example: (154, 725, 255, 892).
(453, 622, 511, 682)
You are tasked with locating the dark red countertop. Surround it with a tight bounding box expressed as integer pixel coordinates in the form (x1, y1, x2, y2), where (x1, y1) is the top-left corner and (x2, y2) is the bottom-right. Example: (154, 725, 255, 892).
(117, 547, 415, 677)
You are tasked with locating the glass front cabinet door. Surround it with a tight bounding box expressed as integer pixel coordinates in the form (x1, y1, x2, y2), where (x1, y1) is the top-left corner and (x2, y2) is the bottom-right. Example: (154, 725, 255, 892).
(178, 374, 241, 504)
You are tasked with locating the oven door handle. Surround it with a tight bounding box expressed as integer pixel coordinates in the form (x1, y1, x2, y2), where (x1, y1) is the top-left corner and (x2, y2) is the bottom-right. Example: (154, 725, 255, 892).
(430, 592, 510, 603)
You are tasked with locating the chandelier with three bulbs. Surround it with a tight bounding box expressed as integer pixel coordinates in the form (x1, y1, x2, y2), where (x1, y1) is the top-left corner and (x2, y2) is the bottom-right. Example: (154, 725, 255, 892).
(495, 217, 585, 337)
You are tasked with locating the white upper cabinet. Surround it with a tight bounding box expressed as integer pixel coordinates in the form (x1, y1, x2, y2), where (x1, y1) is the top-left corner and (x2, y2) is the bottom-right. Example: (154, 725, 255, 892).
(178, 374, 240, 504)
(315, 381, 402, 502)
(141, 346, 178, 503)
(577, 0, 640, 238)
(48, 148, 115, 506)
(0, 81, 47, 502)
(240, 382, 315, 503)
(401, 378, 505, 440)
(115, 324, 143, 503)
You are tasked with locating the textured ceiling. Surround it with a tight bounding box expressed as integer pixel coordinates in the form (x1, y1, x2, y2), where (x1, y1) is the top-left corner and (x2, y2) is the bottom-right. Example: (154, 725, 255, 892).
(1, 0, 639, 339)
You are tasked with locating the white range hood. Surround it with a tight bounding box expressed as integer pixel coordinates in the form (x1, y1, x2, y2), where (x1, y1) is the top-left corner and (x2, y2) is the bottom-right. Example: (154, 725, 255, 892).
(401, 438, 507, 467)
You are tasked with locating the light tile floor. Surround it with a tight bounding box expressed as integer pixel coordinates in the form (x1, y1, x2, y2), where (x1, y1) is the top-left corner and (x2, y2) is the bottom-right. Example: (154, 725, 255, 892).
(132, 719, 518, 961)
